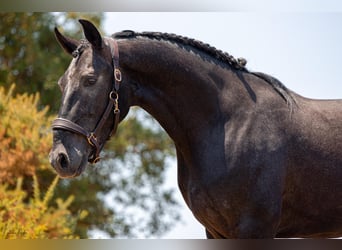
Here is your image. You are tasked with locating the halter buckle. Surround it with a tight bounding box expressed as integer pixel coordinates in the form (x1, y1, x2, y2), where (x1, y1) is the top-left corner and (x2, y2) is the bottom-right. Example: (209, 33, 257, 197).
(87, 133, 97, 147)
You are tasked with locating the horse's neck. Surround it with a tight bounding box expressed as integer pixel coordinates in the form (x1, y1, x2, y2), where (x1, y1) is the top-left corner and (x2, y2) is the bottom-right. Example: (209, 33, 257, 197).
(118, 38, 245, 148)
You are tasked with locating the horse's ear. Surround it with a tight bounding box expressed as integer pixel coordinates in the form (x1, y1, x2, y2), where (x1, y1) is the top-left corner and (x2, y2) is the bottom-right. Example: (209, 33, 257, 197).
(79, 19, 103, 49)
(54, 27, 79, 55)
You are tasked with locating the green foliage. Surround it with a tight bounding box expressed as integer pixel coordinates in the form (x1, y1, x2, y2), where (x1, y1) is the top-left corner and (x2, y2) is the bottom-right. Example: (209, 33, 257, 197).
(0, 13, 61, 112)
(0, 12, 103, 113)
(0, 175, 86, 239)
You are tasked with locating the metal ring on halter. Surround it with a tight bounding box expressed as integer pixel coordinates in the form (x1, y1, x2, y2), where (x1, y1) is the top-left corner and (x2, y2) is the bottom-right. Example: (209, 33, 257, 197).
(109, 91, 118, 101)
(114, 68, 122, 82)
(91, 156, 101, 164)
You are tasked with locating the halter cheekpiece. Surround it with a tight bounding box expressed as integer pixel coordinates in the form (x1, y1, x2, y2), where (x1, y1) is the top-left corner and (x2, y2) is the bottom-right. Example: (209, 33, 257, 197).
(51, 37, 122, 164)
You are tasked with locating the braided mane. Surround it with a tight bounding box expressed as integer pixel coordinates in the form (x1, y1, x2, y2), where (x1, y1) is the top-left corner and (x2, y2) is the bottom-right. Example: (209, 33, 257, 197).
(112, 30, 294, 106)
(113, 30, 248, 70)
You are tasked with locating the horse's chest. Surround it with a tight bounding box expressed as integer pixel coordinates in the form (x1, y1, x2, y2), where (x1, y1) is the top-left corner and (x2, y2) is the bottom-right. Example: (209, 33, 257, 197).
(181, 179, 232, 234)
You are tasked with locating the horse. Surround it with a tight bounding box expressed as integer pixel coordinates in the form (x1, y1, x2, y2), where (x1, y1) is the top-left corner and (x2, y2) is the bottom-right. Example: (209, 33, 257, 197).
(49, 19, 342, 238)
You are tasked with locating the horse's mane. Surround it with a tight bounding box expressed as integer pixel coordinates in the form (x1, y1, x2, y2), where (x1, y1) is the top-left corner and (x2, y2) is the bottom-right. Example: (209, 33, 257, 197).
(113, 30, 248, 70)
(112, 30, 294, 106)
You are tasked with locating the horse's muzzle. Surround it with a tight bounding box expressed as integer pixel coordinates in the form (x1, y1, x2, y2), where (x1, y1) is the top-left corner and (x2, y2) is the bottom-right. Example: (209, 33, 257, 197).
(49, 143, 86, 178)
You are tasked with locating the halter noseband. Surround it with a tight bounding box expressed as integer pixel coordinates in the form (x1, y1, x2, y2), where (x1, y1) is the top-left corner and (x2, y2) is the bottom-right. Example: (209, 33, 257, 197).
(51, 37, 122, 164)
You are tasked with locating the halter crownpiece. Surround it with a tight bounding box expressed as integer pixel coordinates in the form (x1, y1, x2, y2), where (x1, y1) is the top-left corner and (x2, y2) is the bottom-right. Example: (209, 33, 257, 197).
(52, 37, 122, 164)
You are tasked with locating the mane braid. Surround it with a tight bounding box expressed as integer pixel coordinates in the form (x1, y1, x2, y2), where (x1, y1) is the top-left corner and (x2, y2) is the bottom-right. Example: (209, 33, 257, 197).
(113, 30, 294, 107)
(113, 30, 248, 70)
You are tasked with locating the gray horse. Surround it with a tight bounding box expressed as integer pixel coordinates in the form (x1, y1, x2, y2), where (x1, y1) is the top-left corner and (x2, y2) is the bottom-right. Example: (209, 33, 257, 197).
(49, 19, 342, 238)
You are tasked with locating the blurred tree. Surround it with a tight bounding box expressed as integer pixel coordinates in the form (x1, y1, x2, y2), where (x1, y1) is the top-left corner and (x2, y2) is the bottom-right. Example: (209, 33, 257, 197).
(0, 84, 52, 183)
(0, 12, 180, 238)
(0, 84, 84, 238)
(0, 12, 102, 113)
(0, 175, 87, 239)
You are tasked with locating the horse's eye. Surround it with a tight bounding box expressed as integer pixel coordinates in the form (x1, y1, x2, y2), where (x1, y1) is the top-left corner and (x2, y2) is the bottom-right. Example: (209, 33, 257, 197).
(84, 77, 97, 87)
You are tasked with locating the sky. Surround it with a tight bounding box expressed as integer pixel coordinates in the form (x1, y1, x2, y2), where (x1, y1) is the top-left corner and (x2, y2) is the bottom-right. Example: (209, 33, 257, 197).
(101, 12, 342, 238)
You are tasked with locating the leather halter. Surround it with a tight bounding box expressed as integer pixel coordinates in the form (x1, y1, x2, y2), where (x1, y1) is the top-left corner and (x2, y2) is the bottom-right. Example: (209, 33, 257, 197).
(52, 37, 122, 164)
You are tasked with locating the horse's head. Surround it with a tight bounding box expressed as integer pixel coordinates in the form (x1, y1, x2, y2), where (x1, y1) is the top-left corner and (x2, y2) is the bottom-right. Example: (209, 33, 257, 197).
(49, 19, 129, 178)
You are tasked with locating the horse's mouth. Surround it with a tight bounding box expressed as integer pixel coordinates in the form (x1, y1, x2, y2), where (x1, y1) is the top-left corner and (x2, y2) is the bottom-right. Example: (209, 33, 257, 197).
(74, 161, 87, 177)
(58, 163, 86, 179)
(64, 146, 91, 178)
(70, 156, 88, 178)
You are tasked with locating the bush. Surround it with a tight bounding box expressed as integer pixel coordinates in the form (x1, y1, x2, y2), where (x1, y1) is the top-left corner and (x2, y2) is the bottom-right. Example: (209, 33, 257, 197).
(0, 84, 52, 184)
(0, 84, 85, 238)
(0, 175, 87, 239)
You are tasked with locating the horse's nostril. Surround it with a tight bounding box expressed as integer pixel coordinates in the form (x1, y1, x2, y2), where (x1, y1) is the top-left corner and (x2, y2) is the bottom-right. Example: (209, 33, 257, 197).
(57, 153, 69, 169)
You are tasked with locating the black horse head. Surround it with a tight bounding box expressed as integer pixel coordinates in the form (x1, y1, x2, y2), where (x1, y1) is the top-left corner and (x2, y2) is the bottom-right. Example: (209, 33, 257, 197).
(49, 20, 130, 178)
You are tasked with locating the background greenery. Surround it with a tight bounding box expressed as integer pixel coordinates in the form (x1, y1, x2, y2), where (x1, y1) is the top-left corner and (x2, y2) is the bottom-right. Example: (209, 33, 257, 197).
(0, 12, 179, 238)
